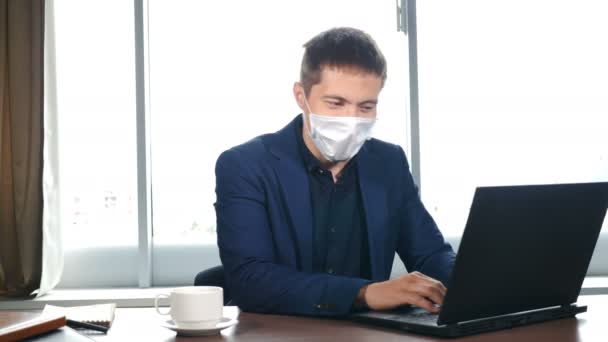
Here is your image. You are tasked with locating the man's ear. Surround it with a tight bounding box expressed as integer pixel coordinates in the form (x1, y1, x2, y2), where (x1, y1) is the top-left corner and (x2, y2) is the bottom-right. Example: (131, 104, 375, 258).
(293, 82, 306, 112)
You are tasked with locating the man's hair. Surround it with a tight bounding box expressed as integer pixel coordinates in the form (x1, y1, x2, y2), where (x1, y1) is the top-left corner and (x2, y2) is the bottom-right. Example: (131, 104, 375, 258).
(300, 27, 387, 96)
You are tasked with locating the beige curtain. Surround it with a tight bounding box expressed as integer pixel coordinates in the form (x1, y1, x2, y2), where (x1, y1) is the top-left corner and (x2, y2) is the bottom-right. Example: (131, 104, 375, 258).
(0, 0, 45, 298)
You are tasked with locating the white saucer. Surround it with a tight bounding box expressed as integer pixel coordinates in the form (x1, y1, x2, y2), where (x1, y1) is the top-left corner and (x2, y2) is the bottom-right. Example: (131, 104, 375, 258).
(161, 317, 238, 336)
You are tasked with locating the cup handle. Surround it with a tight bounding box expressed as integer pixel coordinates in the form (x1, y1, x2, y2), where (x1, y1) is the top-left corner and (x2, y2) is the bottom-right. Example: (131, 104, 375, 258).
(154, 294, 171, 315)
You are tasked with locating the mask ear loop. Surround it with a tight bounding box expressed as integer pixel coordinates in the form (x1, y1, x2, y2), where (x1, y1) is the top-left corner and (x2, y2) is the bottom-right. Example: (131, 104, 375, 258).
(302, 95, 340, 162)
(302, 93, 315, 138)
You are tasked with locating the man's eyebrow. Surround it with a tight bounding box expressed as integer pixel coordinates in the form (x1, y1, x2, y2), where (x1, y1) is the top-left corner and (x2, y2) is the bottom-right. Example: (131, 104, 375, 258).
(359, 99, 378, 106)
(321, 95, 378, 105)
(321, 95, 348, 102)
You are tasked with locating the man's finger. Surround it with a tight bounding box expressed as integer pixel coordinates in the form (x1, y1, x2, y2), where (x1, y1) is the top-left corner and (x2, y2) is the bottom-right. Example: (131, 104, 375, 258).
(415, 273, 447, 295)
(408, 295, 440, 313)
(412, 283, 444, 306)
(398, 278, 444, 306)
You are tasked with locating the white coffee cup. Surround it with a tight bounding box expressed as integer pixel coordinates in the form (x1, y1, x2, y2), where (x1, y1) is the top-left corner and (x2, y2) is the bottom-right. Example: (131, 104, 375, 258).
(155, 286, 223, 329)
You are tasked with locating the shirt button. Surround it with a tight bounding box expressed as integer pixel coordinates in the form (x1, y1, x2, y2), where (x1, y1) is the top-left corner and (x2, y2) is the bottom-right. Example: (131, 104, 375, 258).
(327, 268, 334, 274)
(318, 169, 324, 174)
(330, 227, 336, 233)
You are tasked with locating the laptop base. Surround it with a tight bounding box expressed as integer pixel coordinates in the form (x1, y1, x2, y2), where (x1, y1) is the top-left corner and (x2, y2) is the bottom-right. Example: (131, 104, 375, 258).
(351, 304, 586, 337)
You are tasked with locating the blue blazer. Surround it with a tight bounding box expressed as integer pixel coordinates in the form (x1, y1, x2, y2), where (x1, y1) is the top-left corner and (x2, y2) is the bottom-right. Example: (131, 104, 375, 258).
(215, 115, 455, 316)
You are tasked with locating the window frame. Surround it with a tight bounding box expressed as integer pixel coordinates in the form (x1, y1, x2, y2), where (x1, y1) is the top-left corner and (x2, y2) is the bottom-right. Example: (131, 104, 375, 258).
(134, 0, 153, 288)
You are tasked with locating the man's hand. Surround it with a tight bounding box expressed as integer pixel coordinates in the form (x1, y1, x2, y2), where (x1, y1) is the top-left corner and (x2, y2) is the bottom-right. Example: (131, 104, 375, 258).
(357, 272, 447, 312)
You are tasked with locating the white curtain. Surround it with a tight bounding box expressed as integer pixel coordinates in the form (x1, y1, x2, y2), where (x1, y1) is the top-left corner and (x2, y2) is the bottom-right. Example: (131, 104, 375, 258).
(36, 0, 63, 297)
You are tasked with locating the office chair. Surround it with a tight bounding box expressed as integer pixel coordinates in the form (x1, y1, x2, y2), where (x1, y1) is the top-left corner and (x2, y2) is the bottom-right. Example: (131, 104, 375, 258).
(194, 265, 231, 305)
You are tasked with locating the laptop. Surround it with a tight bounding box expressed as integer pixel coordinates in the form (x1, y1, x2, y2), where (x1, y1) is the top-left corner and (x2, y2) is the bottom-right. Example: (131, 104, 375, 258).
(351, 182, 608, 337)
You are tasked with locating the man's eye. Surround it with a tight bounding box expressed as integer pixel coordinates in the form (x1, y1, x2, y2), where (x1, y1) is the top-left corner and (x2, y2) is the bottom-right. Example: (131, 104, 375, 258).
(327, 102, 342, 107)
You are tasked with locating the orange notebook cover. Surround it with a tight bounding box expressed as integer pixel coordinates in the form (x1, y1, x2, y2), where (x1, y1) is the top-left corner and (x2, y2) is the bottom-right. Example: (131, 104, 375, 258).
(0, 311, 66, 342)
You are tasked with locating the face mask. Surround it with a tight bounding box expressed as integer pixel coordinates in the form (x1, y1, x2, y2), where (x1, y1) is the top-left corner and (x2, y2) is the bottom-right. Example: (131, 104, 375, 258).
(303, 98, 376, 162)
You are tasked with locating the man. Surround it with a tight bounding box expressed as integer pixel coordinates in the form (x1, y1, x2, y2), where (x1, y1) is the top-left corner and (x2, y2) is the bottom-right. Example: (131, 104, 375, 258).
(215, 27, 455, 316)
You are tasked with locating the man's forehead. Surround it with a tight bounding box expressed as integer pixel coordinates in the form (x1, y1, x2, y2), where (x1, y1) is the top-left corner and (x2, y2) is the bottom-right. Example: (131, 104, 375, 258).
(312, 66, 383, 101)
(319, 64, 379, 80)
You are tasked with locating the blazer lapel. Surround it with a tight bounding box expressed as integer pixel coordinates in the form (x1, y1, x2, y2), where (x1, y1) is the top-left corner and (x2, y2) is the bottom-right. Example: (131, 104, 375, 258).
(266, 116, 314, 272)
(357, 143, 388, 281)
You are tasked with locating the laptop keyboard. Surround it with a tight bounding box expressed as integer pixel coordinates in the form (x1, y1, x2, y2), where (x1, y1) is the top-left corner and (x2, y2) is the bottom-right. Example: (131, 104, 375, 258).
(354, 307, 441, 326)
(402, 311, 439, 325)
(369, 309, 440, 325)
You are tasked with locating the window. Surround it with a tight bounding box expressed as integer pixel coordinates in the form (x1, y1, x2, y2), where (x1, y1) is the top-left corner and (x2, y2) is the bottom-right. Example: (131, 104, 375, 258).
(51, 0, 139, 287)
(416, 0, 608, 238)
(49, 1, 608, 287)
(52, 0, 410, 287)
(148, 0, 409, 245)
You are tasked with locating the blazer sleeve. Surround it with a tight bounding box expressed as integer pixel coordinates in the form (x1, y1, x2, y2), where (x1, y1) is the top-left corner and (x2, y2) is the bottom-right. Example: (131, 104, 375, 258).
(394, 146, 456, 286)
(214, 149, 370, 316)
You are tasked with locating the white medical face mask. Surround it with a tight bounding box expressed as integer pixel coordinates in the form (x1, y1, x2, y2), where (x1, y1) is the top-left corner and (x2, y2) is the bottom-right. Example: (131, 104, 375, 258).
(303, 98, 376, 162)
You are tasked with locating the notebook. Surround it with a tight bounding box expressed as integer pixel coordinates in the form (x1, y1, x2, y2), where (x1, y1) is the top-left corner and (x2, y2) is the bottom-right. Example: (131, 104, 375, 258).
(0, 311, 66, 341)
(42, 304, 116, 329)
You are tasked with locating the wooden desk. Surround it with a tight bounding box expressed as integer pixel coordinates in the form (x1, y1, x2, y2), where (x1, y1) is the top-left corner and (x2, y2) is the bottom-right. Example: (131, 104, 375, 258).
(90, 295, 606, 342)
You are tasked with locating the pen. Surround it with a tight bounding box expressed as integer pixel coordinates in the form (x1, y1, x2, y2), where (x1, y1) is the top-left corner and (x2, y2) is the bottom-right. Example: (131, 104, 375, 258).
(66, 319, 109, 334)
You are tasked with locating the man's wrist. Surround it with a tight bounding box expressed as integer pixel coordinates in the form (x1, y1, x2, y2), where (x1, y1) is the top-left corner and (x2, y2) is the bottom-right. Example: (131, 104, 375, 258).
(353, 283, 370, 309)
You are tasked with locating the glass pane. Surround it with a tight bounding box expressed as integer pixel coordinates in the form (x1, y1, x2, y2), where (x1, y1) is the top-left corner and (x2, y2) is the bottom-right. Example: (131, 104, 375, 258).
(52, 0, 138, 286)
(149, 0, 409, 243)
(417, 1, 608, 237)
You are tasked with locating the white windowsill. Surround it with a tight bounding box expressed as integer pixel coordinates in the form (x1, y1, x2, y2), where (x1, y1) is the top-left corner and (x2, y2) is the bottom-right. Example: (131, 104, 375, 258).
(0, 287, 173, 310)
(580, 276, 608, 295)
(1, 277, 607, 311)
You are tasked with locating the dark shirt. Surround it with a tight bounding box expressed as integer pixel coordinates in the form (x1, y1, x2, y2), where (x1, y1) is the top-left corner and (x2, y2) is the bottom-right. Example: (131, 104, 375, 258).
(295, 118, 371, 280)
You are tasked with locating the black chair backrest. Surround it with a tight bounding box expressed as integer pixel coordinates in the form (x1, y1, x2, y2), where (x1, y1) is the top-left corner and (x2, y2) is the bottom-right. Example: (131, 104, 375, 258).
(194, 265, 230, 305)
